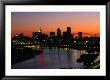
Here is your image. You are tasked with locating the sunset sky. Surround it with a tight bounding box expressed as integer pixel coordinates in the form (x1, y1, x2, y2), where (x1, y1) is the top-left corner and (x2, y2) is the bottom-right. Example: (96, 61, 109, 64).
(11, 12, 100, 37)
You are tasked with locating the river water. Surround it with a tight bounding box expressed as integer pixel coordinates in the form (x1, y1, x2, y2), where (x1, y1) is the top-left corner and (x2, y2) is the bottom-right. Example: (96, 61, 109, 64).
(12, 48, 88, 69)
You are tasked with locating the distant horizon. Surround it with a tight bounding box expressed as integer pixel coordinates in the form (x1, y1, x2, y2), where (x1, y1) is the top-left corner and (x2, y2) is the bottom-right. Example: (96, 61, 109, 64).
(11, 12, 100, 37)
(12, 30, 100, 38)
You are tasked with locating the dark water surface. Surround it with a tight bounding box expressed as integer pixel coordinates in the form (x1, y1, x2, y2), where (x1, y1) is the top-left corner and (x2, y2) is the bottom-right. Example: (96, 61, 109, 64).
(11, 48, 89, 69)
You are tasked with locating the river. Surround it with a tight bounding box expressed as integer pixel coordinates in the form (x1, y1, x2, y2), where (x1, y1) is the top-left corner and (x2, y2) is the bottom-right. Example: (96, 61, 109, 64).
(11, 48, 90, 69)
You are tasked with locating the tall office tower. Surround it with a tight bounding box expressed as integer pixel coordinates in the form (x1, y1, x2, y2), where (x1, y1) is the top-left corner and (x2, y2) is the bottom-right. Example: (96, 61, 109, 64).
(67, 27, 71, 36)
(57, 28, 61, 37)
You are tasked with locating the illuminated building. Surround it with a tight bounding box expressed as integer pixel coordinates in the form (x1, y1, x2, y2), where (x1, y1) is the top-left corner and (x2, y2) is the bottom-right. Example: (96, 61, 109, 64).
(32, 32, 42, 38)
(32, 27, 42, 38)
(38, 27, 42, 33)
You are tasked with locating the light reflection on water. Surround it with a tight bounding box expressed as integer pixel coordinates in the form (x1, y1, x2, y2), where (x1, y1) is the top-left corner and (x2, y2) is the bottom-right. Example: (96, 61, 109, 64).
(12, 48, 86, 69)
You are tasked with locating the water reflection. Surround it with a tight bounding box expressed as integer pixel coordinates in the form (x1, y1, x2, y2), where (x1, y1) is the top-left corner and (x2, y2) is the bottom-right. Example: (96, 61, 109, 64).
(12, 48, 97, 69)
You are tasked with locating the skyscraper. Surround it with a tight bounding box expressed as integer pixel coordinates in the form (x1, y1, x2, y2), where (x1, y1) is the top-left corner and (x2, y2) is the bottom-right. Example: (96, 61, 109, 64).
(67, 27, 71, 36)
(67, 27, 71, 35)
(57, 28, 61, 37)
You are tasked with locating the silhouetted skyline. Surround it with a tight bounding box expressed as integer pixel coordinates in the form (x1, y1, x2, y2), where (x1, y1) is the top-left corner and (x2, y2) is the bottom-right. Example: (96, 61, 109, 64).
(11, 12, 100, 37)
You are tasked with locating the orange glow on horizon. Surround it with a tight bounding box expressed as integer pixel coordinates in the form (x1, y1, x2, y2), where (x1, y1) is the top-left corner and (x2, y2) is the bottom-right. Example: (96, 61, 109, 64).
(11, 12, 100, 37)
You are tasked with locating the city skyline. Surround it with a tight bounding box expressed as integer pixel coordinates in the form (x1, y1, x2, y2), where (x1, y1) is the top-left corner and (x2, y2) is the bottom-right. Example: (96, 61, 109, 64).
(11, 12, 100, 37)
